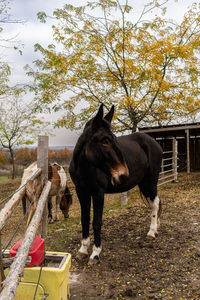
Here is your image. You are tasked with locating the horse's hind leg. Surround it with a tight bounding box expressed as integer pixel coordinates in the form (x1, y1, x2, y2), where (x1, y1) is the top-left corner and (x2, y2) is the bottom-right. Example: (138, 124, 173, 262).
(147, 195, 161, 238)
(139, 175, 162, 238)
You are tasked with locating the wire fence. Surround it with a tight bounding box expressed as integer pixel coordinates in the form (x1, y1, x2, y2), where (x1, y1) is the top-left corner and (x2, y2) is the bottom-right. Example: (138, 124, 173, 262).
(0, 181, 51, 300)
(0, 163, 71, 299)
(0, 136, 50, 300)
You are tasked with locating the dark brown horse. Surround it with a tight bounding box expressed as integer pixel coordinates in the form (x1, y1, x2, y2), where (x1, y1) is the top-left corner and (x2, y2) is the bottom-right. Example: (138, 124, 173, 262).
(69, 104, 163, 264)
(22, 162, 72, 226)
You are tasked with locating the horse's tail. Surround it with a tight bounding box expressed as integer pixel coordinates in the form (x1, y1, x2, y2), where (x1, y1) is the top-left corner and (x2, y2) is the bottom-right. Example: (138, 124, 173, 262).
(22, 195, 26, 215)
(158, 197, 162, 218)
(139, 190, 151, 209)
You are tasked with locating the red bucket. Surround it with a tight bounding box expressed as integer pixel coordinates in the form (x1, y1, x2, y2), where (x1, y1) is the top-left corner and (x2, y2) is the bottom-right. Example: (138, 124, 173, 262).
(10, 235, 45, 267)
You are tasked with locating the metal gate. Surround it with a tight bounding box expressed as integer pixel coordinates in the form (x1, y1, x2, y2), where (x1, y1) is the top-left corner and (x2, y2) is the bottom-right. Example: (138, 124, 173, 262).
(158, 138, 178, 186)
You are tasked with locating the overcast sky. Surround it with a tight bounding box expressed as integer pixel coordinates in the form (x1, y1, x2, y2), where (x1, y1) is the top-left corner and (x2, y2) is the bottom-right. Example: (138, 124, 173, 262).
(3, 0, 195, 146)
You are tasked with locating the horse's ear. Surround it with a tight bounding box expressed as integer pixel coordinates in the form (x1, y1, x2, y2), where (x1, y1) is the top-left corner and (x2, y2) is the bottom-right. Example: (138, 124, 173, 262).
(104, 105, 114, 123)
(96, 104, 104, 119)
(92, 104, 104, 129)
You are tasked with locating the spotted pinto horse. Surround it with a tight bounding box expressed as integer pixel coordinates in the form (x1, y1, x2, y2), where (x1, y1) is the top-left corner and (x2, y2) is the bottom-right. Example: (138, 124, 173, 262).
(22, 161, 72, 226)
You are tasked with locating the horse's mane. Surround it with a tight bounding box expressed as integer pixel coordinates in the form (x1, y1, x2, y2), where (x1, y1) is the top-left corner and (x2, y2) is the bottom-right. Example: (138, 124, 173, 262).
(73, 128, 90, 165)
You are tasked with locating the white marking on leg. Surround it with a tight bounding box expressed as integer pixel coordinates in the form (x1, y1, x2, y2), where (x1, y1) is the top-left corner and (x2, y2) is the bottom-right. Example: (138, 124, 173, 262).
(79, 237, 90, 255)
(147, 196, 160, 238)
(90, 245, 102, 260)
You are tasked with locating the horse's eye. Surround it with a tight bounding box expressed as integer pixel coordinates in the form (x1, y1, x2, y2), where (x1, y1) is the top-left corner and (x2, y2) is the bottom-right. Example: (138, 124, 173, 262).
(102, 138, 110, 146)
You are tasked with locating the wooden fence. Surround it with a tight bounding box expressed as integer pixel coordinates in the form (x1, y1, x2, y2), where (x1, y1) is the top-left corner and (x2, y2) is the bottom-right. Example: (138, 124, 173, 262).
(0, 136, 50, 300)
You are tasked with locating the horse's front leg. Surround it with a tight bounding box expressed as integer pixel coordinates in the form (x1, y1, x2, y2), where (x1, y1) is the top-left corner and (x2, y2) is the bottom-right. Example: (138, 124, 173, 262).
(76, 189, 91, 259)
(89, 192, 104, 264)
(147, 195, 161, 238)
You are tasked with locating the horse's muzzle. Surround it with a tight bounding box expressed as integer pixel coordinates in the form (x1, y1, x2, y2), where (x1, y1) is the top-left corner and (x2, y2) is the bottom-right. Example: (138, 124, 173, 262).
(111, 163, 129, 185)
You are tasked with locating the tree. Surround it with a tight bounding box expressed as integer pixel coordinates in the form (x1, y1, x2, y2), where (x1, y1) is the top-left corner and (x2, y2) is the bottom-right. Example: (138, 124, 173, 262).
(0, 0, 22, 95)
(27, 0, 200, 132)
(0, 150, 8, 165)
(0, 91, 49, 178)
(15, 148, 32, 166)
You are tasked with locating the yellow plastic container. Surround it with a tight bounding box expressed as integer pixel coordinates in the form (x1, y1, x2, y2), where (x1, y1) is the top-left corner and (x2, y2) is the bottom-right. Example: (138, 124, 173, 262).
(4, 251, 71, 300)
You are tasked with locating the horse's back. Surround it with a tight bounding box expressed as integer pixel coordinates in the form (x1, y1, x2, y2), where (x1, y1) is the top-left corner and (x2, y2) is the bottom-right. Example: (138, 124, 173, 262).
(118, 132, 161, 152)
(117, 132, 162, 166)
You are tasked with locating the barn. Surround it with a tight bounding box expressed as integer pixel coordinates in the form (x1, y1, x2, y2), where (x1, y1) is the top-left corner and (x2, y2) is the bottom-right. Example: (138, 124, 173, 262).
(139, 122, 200, 173)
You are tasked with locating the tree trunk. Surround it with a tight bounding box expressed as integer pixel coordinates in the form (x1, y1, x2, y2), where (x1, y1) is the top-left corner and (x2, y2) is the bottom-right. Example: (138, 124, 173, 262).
(9, 146, 15, 179)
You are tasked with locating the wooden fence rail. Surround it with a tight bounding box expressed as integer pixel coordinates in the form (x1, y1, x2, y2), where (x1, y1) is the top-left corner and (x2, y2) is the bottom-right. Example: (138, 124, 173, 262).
(0, 168, 42, 232)
(0, 181, 51, 300)
(0, 135, 49, 300)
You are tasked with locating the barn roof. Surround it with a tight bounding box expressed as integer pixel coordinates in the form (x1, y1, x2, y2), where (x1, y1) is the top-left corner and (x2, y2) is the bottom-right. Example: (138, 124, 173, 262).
(139, 122, 200, 139)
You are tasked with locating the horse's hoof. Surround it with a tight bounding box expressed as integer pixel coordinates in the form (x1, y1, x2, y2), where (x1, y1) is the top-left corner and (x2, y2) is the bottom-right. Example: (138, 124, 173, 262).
(76, 251, 88, 261)
(64, 214, 69, 219)
(147, 231, 157, 238)
(88, 256, 100, 266)
(48, 219, 54, 224)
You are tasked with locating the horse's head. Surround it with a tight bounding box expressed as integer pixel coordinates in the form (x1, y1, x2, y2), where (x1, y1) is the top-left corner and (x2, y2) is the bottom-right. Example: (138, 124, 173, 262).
(85, 104, 129, 185)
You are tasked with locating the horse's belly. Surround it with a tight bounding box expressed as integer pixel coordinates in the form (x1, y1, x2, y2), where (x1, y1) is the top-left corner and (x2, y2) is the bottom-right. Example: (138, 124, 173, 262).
(106, 164, 148, 194)
(49, 184, 59, 196)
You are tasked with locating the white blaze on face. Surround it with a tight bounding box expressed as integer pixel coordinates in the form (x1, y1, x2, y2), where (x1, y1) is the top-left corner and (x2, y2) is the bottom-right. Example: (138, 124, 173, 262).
(110, 162, 129, 185)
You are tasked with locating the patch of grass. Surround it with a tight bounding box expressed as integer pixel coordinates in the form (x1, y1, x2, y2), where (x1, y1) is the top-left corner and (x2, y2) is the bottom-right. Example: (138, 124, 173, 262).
(66, 216, 81, 225)
(0, 176, 9, 181)
(104, 199, 122, 214)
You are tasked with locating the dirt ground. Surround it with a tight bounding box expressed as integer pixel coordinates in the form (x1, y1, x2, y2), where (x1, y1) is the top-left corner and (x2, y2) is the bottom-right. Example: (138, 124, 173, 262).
(0, 172, 200, 299)
(49, 172, 200, 300)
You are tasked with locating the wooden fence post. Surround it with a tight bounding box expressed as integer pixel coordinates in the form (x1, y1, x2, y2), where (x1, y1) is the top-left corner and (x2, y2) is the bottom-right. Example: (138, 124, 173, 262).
(173, 138, 178, 181)
(161, 159, 164, 183)
(185, 129, 190, 174)
(121, 192, 128, 206)
(37, 136, 49, 238)
(0, 181, 51, 300)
